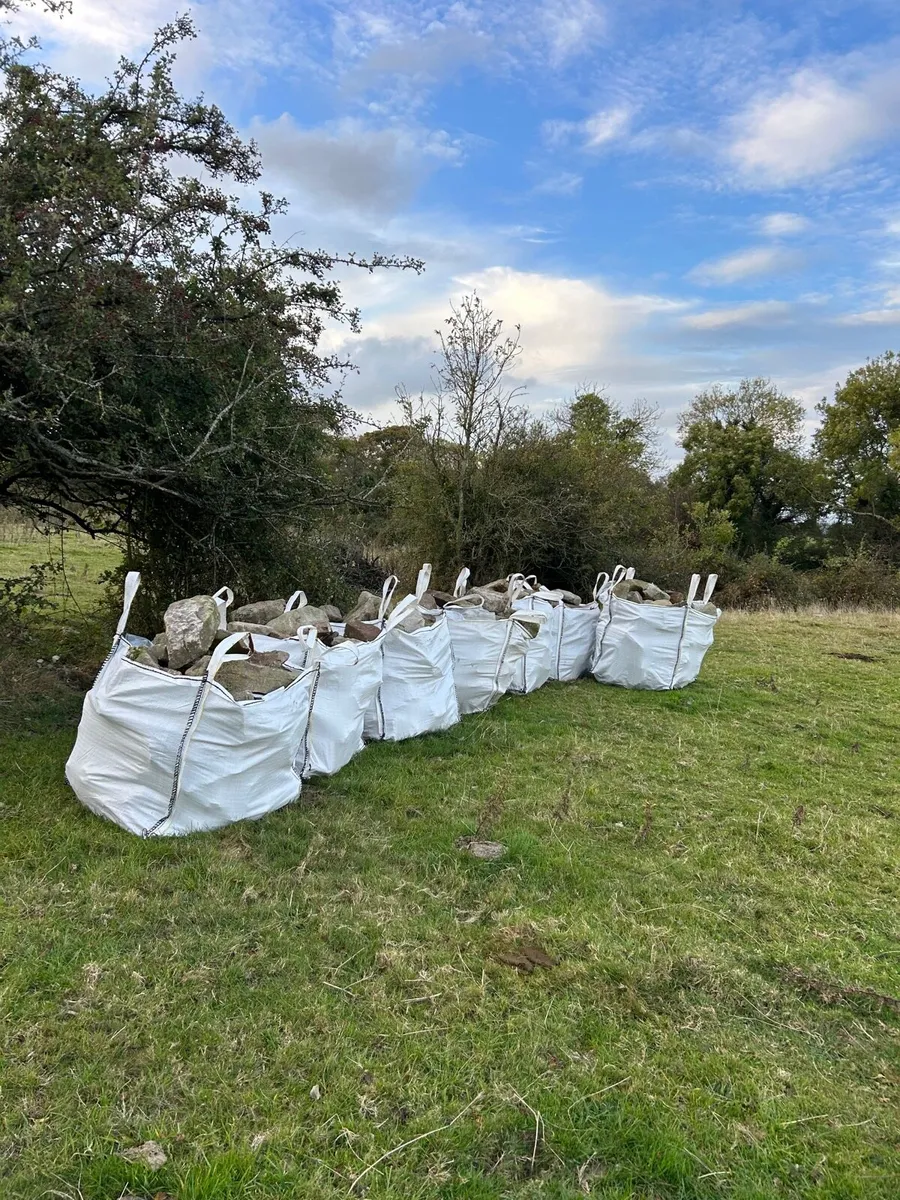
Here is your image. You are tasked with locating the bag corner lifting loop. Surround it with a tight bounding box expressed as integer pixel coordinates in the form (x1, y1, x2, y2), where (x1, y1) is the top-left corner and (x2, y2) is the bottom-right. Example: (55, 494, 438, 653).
(491, 617, 518, 705)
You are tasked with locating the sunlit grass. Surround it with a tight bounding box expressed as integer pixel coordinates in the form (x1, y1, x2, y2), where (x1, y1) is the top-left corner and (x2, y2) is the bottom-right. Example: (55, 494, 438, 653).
(0, 601, 897, 1198)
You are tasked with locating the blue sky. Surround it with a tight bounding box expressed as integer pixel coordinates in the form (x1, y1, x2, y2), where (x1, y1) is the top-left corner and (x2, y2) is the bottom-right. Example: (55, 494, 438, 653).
(19, 0, 900, 457)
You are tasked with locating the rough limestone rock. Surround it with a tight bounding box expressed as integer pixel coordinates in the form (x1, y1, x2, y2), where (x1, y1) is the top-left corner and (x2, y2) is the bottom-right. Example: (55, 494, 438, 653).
(429, 590, 455, 608)
(248, 649, 290, 668)
(127, 646, 163, 669)
(343, 619, 381, 643)
(230, 599, 286, 625)
(184, 655, 212, 677)
(558, 589, 583, 606)
(395, 609, 426, 633)
(227, 620, 280, 637)
(266, 606, 330, 637)
(345, 590, 380, 623)
(471, 584, 511, 614)
(418, 591, 439, 610)
(214, 628, 250, 651)
(639, 582, 670, 602)
(612, 578, 688, 607)
(164, 595, 220, 670)
(149, 633, 168, 665)
(323, 604, 343, 622)
(215, 660, 299, 702)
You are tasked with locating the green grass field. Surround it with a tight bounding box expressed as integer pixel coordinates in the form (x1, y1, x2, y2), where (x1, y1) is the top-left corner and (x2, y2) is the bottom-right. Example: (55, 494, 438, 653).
(0, 523, 122, 614)
(1, 587, 898, 1197)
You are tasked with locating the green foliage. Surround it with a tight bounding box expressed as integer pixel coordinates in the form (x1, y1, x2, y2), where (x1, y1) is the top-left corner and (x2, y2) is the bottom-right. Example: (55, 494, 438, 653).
(812, 547, 900, 607)
(815, 351, 900, 558)
(0, 558, 61, 621)
(0, 11, 419, 618)
(385, 353, 668, 591)
(672, 379, 820, 554)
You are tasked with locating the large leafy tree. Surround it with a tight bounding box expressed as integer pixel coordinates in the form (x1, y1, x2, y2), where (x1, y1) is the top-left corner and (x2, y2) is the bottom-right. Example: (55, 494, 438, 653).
(815, 351, 900, 558)
(0, 3, 420, 610)
(672, 378, 820, 554)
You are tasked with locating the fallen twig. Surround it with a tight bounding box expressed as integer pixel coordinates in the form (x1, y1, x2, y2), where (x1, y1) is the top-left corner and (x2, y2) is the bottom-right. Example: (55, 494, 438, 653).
(566, 1076, 631, 1115)
(347, 1092, 484, 1193)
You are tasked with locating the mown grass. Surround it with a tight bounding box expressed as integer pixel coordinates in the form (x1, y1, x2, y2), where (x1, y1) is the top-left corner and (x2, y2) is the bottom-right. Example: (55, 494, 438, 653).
(0, 605, 898, 1200)
(0, 523, 122, 613)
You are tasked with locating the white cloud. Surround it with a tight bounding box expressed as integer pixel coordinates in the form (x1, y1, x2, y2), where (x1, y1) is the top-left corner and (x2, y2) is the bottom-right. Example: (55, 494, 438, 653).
(682, 301, 791, 330)
(584, 105, 633, 148)
(534, 171, 583, 196)
(542, 104, 633, 152)
(541, 0, 607, 67)
(251, 115, 462, 217)
(10, 0, 173, 57)
(760, 212, 810, 237)
(689, 245, 805, 285)
(728, 65, 900, 186)
(355, 265, 685, 391)
(837, 308, 900, 326)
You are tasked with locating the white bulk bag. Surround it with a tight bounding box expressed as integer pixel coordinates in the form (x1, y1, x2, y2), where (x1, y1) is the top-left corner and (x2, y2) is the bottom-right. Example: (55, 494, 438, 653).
(65, 573, 319, 837)
(534, 576, 604, 683)
(592, 573, 720, 690)
(510, 568, 633, 683)
(249, 593, 418, 776)
(444, 569, 545, 715)
(363, 565, 460, 742)
(507, 574, 555, 694)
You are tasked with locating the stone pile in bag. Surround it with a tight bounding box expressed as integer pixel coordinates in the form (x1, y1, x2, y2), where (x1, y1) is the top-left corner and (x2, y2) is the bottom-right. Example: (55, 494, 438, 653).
(65, 574, 321, 837)
(66, 561, 722, 838)
(611, 578, 702, 610)
(225, 582, 422, 777)
(126, 587, 400, 702)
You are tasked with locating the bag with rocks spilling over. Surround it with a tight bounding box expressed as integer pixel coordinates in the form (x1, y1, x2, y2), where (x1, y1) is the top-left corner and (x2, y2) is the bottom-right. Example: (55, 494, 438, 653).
(443, 568, 547, 714)
(248, 590, 420, 776)
(65, 574, 319, 836)
(506, 574, 555, 693)
(363, 564, 460, 742)
(592, 573, 720, 690)
(512, 571, 626, 684)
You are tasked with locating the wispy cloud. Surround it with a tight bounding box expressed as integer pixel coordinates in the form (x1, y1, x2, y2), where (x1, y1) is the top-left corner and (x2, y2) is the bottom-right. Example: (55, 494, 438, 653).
(689, 245, 805, 285)
(682, 300, 792, 330)
(541, 0, 608, 67)
(542, 104, 633, 151)
(533, 171, 583, 196)
(759, 212, 811, 237)
(836, 307, 900, 326)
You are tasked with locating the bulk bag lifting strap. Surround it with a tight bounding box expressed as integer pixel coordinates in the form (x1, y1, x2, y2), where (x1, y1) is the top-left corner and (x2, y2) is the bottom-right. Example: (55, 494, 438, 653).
(364, 563, 460, 742)
(508, 573, 554, 694)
